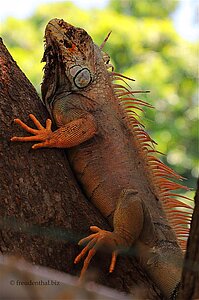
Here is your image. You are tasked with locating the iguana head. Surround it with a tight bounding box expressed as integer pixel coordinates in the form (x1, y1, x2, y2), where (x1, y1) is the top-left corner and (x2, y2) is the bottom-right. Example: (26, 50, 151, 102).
(41, 18, 97, 111)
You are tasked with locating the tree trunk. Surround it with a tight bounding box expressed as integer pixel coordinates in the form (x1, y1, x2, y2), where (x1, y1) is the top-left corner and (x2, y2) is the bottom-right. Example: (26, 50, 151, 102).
(0, 39, 161, 298)
(178, 179, 199, 299)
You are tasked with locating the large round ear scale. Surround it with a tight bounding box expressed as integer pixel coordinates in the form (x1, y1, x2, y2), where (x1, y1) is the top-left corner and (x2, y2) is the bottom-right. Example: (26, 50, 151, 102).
(74, 68, 92, 89)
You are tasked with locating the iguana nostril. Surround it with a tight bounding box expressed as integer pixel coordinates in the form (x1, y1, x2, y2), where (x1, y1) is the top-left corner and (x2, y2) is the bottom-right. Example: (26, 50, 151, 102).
(63, 40, 72, 48)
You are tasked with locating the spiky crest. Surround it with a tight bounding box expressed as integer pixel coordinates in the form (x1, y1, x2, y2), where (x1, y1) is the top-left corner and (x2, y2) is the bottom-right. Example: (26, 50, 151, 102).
(100, 31, 112, 50)
(100, 44, 193, 250)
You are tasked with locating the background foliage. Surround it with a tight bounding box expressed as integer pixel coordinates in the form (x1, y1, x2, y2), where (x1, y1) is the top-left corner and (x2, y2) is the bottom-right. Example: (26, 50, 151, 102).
(1, 0, 198, 192)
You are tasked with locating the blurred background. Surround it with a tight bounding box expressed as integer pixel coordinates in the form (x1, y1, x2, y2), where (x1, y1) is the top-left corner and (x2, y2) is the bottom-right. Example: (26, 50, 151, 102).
(0, 0, 198, 192)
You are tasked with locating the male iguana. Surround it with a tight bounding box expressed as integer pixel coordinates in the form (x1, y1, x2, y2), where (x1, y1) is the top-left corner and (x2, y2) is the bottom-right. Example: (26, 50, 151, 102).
(11, 18, 192, 299)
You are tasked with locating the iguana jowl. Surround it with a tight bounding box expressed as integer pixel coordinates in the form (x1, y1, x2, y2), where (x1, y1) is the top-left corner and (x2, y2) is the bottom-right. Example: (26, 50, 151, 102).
(11, 18, 192, 298)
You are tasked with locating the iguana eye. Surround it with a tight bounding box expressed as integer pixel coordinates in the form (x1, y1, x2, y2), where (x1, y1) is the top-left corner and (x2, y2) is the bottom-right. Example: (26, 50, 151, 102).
(73, 68, 91, 88)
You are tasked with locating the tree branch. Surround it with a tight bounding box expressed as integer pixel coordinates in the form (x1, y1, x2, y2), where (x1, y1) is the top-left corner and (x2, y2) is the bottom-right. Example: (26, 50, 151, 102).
(178, 179, 199, 299)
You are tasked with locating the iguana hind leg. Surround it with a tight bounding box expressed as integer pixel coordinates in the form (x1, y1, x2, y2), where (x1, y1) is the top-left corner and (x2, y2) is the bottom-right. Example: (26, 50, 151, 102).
(74, 189, 144, 280)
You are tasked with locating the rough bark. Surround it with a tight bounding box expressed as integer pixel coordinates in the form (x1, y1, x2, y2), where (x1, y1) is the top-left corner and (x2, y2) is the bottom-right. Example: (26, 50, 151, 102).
(178, 179, 199, 299)
(0, 39, 161, 298)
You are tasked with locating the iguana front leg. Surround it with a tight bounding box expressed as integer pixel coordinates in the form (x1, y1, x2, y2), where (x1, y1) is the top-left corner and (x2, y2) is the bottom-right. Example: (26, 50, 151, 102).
(11, 113, 97, 149)
(74, 189, 144, 279)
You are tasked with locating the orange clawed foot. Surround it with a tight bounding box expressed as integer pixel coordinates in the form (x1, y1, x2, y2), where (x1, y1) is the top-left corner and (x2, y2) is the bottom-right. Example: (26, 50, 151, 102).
(11, 114, 52, 149)
(74, 226, 119, 280)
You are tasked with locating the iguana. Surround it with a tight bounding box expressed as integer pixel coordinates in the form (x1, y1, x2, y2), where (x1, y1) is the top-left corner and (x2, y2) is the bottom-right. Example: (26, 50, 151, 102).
(11, 18, 192, 299)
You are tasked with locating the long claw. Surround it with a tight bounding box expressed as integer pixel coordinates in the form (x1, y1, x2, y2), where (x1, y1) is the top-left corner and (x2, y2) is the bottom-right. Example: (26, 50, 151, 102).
(90, 226, 101, 232)
(78, 233, 97, 245)
(11, 135, 41, 142)
(13, 119, 38, 134)
(46, 119, 52, 130)
(79, 248, 96, 280)
(32, 141, 49, 149)
(109, 251, 118, 273)
(74, 238, 97, 264)
(29, 114, 44, 130)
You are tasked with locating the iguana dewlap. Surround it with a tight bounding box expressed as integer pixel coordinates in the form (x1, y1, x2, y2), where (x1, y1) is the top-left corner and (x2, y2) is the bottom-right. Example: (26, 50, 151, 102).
(11, 18, 192, 299)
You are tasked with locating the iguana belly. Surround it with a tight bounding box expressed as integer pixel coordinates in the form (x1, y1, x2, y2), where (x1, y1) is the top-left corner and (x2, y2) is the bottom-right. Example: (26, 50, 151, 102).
(68, 132, 147, 218)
